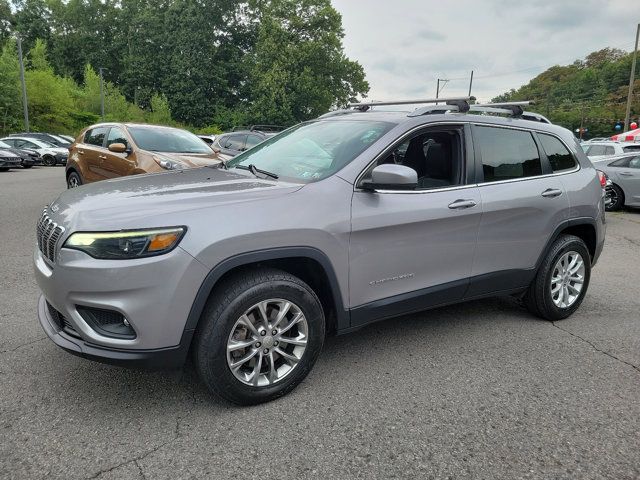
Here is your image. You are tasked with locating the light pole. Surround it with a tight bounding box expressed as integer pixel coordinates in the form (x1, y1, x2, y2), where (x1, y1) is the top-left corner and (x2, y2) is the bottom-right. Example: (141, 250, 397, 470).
(624, 24, 640, 132)
(16, 36, 29, 132)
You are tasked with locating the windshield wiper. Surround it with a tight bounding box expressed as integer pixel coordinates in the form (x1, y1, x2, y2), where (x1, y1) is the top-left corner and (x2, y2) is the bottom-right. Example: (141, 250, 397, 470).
(235, 164, 278, 179)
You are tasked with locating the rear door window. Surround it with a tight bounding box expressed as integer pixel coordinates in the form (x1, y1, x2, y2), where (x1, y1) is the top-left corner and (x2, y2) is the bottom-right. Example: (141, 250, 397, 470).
(604, 146, 615, 155)
(609, 157, 633, 168)
(84, 127, 108, 147)
(475, 126, 542, 182)
(538, 133, 577, 172)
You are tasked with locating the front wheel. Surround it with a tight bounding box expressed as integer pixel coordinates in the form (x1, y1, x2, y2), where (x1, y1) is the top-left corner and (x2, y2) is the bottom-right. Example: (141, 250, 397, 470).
(67, 171, 82, 188)
(525, 234, 591, 321)
(22, 164, 33, 169)
(194, 268, 325, 405)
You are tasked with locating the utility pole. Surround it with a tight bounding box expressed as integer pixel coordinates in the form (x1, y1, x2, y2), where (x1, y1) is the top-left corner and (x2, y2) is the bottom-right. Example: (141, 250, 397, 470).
(16, 37, 29, 132)
(436, 78, 449, 103)
(468, 71, 474, 97)
(624, 23, 640, 132)
(98, 67, 106, 120)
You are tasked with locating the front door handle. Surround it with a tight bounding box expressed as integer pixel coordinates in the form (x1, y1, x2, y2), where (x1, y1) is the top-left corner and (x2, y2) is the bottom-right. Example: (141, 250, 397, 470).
(77, 149, 85, 155)
(541, 188, 563, 198)
(448, 199, 477, 210)
(619, 172, 633, 176)
(98, 155, 107, 160)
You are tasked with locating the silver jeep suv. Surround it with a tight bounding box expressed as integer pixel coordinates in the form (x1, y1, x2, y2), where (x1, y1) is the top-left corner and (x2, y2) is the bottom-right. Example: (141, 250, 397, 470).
(34, 98, 605, 405)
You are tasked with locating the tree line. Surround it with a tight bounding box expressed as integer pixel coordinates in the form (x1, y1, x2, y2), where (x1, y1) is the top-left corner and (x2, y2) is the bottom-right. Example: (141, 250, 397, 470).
(493, 48, 640, 138)
(0, 0, 369, 135)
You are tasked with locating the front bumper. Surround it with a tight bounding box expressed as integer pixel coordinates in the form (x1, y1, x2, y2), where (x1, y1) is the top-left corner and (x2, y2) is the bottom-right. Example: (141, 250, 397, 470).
(34, 244, 209, 367)
(38, 295, 190, 369)
(55, 154, 68, 165)
(0, 158, 21, 168)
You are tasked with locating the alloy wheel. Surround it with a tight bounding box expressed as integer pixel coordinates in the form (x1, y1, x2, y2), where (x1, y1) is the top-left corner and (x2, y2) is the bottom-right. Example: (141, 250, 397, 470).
(226, 299, 308, 387)
(550, 251, 585, 309)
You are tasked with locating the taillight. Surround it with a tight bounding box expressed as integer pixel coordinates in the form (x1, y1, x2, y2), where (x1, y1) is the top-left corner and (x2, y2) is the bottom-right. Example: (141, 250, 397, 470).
(597, 170, 607, 188)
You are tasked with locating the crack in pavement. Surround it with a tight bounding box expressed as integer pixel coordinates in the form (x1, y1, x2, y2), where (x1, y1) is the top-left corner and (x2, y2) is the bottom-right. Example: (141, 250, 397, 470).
(86, 416, 182, 479)
(0, 337, 46, 354)
(551, 321, 640, 374)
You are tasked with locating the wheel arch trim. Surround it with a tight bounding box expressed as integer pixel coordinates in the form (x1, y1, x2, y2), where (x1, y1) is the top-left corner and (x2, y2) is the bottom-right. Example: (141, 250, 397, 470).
(182, 247, 349, 336)
(536, 217, 599, 268)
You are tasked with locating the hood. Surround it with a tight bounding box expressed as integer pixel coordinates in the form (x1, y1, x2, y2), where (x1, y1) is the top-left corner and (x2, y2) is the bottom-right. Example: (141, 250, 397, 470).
(49, 167, 303, 230)
(0, 149, 20, 158)
(151, 151, 221, 168)
(48, 147, 69, 155)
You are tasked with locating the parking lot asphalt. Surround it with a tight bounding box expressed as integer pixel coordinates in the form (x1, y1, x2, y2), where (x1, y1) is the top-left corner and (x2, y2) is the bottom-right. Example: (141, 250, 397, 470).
(1, 166, 639, 480)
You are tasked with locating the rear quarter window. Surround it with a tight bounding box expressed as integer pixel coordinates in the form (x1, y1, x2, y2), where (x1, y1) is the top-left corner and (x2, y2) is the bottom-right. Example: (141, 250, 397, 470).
(539, 133, 577, 172)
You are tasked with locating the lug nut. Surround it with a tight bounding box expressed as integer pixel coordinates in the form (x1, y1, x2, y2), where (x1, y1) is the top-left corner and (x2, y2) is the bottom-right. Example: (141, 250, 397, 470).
(263, 348, 269, 354)
(272, 329, 277, 335)
(260, 330, 266, 336)
(274, 341, 279, 347)
(255, 342, 261, 348)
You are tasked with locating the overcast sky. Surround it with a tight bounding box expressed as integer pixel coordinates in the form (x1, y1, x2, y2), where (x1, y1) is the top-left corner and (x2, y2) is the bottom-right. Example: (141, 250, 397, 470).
(331, 0, 640, 103)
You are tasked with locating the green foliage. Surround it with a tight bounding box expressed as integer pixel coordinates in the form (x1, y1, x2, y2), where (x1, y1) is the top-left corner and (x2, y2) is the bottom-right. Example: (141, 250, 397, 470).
(0, 40, 22, 132)
(0, 0, 369, 134)
(493, 48, 640, 137)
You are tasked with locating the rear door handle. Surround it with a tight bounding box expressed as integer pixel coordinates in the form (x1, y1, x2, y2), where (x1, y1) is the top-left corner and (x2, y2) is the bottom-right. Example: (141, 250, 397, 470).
(448, 199, 477, 210)
(541, 188, 563, 198)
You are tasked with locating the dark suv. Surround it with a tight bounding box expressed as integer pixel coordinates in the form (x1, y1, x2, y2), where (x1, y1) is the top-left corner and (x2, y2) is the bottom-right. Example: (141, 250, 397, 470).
(213, 126, 283, 157)
(34, 98, 605, 405)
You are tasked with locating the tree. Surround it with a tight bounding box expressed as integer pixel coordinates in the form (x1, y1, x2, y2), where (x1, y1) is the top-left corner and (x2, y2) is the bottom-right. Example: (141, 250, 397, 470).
(0, 0, 13, 45)
(0, 40, 22, 133)
(246, 0, 368, 124)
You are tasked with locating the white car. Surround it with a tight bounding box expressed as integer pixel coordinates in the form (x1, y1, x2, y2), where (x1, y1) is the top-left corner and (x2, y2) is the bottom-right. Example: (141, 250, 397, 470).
(0, 136, 69, 166)
(583, 141, 640, 160)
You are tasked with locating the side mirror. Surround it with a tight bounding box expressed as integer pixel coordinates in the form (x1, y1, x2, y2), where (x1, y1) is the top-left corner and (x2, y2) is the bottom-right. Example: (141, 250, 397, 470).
(361, 164, 418, 191)
(108, 143, 127, 153)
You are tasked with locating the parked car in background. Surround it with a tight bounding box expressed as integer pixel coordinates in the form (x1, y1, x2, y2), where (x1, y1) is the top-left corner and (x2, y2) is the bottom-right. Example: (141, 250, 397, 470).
(0, 140, 42, 168)
(9, 132, 71, 148)
(0, 136, 68, 166)
(66, 123, 223, 188)
(213, 126, 283, 157)
(592, 154, 640, 210)
(0, 148, 22, 171)
(197, 134, 217, 147)
(35, 98, 605, 405)
(57, 134, 76, 143)
(584, 141, 640, 160)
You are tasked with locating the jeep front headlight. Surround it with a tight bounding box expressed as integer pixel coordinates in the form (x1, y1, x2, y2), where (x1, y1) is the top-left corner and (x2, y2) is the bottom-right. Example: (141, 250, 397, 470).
(64, 227, 186, 259)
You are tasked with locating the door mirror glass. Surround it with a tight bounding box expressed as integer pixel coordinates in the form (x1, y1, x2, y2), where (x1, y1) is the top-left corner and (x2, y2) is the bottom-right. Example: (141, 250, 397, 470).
(108, 143, 127, 153)
(362, 164, 418, 191)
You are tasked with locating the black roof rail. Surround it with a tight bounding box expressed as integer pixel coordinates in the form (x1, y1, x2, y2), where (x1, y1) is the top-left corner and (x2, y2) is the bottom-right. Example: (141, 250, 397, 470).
(348, 96, 475, 112)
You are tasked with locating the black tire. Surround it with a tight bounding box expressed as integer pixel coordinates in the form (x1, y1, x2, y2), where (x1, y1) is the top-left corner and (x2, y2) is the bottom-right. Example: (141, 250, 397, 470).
(22, 164, 33, 169)
(42, 155, 57, 167)
(67, 171, 82, 189)
(0, 167, 9, 172)
(193, 268, 325, 405)
(524, 234, 591, 321)
(605, 184, 624, 212)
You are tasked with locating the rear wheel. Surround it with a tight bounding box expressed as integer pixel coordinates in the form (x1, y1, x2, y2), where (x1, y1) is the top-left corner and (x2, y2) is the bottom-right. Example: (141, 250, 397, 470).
(605, 184, 624, 211)
(67, 171, 82, 189)
(0, 167, 9, 172)
(525, 234, 591, 321)
(194, 268, 325, 405)
(42, 155, 57, 167)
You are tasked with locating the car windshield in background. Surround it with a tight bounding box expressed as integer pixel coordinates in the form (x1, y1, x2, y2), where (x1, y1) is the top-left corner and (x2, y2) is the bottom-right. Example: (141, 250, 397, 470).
(128, 127, 211, 154)
(622, 145, 640, 153)
(226, 120, 394, 182)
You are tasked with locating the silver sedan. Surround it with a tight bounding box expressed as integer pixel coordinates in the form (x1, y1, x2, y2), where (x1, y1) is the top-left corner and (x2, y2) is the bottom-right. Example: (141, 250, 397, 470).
(593, 154, 640, 210)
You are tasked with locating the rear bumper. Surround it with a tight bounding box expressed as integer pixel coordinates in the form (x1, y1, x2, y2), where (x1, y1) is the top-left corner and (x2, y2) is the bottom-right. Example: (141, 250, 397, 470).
(37, 294, 192, 369)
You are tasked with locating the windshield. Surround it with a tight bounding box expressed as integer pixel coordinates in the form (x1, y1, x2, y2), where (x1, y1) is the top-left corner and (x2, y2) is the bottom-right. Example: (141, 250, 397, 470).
(0, 141, 11, 148)
(128, 127, 211, 154)
(622, 145, 640, 153)
(226, 120, 393, 182)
